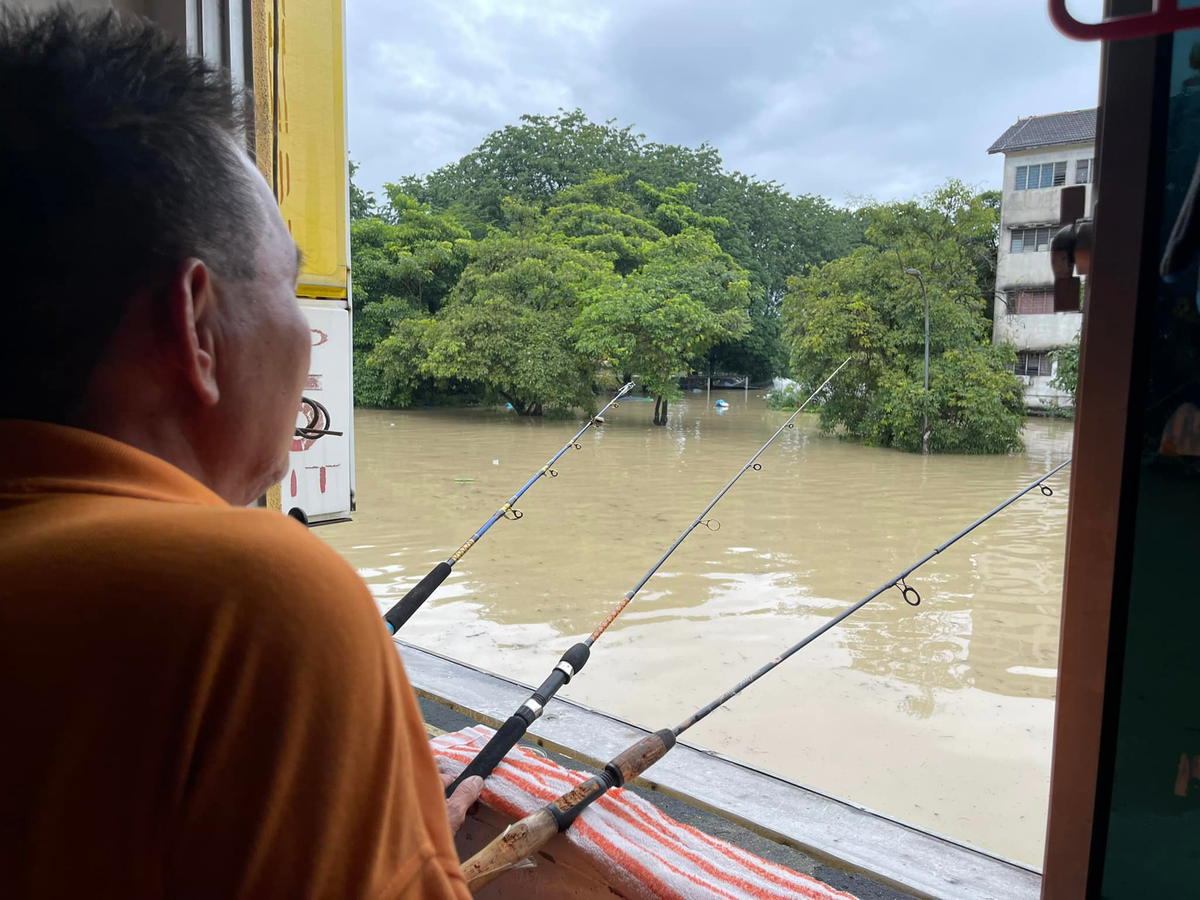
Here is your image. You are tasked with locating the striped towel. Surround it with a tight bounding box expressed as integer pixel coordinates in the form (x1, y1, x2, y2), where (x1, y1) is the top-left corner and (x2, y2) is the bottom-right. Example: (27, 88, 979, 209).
(432, 725, 858, 900)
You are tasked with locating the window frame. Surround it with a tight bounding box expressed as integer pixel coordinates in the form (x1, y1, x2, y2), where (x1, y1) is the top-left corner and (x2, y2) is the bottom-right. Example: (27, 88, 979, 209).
(1010, 226, 1055, 253)
(1013, 350, 1052, 377)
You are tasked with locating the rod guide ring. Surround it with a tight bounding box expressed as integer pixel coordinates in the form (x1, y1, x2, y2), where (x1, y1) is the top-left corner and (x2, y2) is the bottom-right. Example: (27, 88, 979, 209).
(895, 578, 921, 607)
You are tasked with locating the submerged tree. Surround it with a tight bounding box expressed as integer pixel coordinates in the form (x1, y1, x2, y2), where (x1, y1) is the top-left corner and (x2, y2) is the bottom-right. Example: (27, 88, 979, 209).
(349, 192, 473, 407)
(783, 180, 1024, 454)
(372, 233, 619, 415)
(574, 227, 751, 424)
(394, 110, 862, 382)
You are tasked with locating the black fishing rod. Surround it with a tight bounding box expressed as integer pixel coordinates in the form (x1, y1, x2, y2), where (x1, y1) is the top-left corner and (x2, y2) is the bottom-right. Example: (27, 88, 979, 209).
(384, 382, 636, 634)
(444, 359, 851, 796)
(458, 458, 1072, 890)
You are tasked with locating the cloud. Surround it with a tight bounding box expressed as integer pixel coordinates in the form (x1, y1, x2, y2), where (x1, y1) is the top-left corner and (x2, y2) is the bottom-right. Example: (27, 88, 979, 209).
(347, 0, 1101, 204)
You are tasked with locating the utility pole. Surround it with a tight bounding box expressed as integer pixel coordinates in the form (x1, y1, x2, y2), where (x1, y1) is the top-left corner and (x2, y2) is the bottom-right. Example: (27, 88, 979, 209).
(905, 268, 930, 454)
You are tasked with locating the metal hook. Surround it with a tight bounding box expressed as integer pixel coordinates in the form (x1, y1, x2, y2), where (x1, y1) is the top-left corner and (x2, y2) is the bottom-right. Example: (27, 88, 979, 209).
(895, 579, 921, 607)
(504, 508, 524, 521)
(701, 518, 721, 532)
(1040, 484, 1054, 497)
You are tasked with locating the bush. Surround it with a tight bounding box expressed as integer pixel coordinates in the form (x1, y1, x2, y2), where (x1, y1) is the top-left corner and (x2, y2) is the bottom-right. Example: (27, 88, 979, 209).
(765, 383, 809, 410)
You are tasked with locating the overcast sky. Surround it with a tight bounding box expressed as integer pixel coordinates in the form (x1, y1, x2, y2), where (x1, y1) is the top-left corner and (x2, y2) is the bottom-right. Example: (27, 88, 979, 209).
(347, 0, 1103, 206)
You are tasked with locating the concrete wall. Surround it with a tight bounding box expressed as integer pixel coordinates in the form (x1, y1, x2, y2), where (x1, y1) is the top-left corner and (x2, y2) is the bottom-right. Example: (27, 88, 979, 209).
(995, 310, 1083, 350)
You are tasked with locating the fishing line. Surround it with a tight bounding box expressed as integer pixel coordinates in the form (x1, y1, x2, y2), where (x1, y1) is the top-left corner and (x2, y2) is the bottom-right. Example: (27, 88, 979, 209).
(383, 382, 636, 634)
(443, 359, 851, 796)
(458, 458, 1072, 890)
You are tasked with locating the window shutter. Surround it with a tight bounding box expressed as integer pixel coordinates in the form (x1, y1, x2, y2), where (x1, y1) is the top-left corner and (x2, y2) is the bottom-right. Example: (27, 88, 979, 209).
(1016, 166, 1028, 191)
(1053, 161, 1067, 186)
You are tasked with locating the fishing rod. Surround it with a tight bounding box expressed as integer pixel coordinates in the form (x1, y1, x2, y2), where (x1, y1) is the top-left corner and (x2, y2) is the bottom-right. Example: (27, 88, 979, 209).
(384, 382, 636, 634)
(443, 358, 851, 797)
(458, 458, 1072, 890)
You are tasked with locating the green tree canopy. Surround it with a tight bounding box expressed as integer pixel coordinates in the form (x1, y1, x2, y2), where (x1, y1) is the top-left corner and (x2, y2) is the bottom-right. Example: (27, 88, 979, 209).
(392, 110, 863, 382)
(574, 226, 752, 423)
(365, 174, 752, 421)
(372, 234, 620, 415)
(349, 194, 473, 407)
(782, 180, 1024, 454)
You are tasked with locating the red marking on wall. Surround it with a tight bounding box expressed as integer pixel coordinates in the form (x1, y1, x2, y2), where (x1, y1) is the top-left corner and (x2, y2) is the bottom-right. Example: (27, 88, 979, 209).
(290, 469, 298, 498)
(311, 329, 328, 347)
(305, 375, 323, 390)
(291, 395, 324, 453)
(303, 463, 341, 494)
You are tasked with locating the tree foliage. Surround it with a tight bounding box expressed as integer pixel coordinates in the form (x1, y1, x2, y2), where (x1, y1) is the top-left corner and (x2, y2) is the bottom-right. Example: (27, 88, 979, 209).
(364, 173, 752, 421)
(1051, 337, 1080, 403)
(783, 180, 1024, 454)
(573, 225, 751, 422)
(349, 194, 473, 407)
(402, 235, 620, 415)
(392, 110, 861, 380)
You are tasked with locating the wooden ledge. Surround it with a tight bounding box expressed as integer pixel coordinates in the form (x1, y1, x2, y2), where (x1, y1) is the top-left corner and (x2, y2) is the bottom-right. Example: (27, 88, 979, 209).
(396, 639, 1041, 900)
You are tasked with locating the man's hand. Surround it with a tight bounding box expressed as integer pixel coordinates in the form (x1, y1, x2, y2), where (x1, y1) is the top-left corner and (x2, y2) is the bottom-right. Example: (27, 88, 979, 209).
(436, 758, 484, 834)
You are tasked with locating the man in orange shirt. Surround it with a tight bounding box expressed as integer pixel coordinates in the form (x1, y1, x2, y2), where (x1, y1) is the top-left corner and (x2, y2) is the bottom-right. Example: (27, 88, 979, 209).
(0, 8, 481, 898)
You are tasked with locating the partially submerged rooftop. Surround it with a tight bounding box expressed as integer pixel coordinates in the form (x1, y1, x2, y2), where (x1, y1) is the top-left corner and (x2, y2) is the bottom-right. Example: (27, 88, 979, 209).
(988, 108, 1097, 154)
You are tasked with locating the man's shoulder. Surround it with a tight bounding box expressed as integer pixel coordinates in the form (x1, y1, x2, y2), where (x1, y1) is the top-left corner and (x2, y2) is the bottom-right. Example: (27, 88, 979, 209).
(131, 503, 372, 601)
(11, 495, 376, 616)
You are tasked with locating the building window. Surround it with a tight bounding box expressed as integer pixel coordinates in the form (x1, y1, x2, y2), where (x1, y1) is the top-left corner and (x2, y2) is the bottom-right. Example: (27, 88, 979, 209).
(1010, 226, 1055, 253)
(1012, 289, 1055, 314)
(1075, 157, 1094, 184)
(1015, 161, 1067, 190)
(1014, 351, 1052, 377)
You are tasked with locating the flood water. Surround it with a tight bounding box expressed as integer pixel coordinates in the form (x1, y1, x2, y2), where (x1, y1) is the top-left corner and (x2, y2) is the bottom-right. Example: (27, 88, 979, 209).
(320, 390, 1073, 868)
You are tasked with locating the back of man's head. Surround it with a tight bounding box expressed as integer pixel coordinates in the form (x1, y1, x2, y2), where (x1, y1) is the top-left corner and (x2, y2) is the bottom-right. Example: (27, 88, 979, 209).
(0, 6, 259, 423)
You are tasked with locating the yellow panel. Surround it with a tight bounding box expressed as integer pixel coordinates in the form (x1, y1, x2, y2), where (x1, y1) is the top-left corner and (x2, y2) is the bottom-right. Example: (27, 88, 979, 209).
(276, 0, 349, 298)
(250, 0, 274, 185)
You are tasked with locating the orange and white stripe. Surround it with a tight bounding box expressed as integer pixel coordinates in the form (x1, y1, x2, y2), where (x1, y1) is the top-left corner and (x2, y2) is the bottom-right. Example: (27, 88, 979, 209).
(433, 726, 859, 900)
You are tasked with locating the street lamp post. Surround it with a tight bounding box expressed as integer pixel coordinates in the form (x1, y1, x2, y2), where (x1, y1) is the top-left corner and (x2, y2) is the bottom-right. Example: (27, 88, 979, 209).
(904, 268, 930, 454)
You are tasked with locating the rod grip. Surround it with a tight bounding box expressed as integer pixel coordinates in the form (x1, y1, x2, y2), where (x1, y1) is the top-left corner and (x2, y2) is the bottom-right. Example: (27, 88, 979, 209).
(547, 729, 677, 832)
(604, 728, 676, 787)
(462, 807, 559, 892)
(383, 562, 451, 633)
(444, 713, 527, 797)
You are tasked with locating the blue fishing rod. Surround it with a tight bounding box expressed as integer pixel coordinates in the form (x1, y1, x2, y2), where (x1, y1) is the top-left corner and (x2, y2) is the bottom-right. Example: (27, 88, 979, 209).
(384, 382, 636, 634)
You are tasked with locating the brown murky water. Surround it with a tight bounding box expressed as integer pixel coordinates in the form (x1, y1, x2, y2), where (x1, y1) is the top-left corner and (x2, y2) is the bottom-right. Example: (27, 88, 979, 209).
(321, 391, 1072, 867)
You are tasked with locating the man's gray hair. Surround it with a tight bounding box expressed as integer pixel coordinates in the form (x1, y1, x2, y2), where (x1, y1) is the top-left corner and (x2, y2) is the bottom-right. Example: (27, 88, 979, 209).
(0, 6, 261, 421)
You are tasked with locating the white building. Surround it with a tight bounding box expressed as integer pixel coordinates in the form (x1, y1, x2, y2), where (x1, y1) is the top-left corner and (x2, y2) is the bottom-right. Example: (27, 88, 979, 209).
(988, 108, 1095, 410)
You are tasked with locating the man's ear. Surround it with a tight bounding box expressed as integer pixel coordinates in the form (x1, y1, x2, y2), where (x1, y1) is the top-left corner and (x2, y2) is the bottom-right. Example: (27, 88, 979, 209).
(170, 258, 220, 407)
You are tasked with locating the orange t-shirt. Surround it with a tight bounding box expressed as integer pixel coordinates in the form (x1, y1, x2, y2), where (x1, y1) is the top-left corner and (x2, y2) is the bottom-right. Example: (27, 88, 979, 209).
(0, 421, 469, 899)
